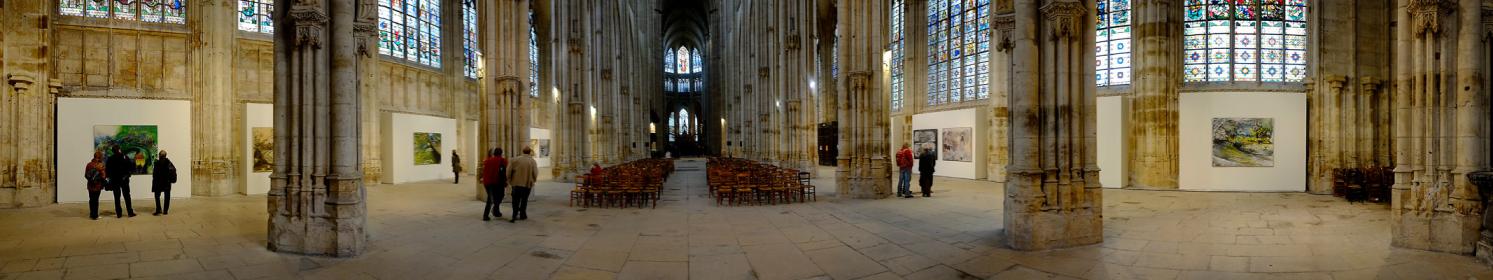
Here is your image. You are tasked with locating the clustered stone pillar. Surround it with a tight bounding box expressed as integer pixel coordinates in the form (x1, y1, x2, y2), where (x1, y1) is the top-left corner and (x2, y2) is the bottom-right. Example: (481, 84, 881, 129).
(267, 0, 369, 257)
(779, 0, 817, 174)
(190, 0, 240, 196)
(477, 0, 532, 199)
(0, 0, 57, 208)
(1390, 0, 1490, 254)
(834, 0, 891, 199)
(1003, 0, 1103, 251)
(551, 0, 591, 182)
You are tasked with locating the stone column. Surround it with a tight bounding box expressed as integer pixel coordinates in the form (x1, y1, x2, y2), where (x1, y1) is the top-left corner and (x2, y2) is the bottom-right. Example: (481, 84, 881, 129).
(781, 0, 815, 172)
(477, 0, 532, 199)
(990, 9, 1013, 183)
(1390, 0, 1490, 254)
(552, 0, 591, 182)
(267, 0, 368, 257)
(1125, 0, 1179, 189)
(1003, 0, 1102, 251)
(189, 0, 240, 197)
(0, 0, 56, 208)
(835, 0, 892, 199)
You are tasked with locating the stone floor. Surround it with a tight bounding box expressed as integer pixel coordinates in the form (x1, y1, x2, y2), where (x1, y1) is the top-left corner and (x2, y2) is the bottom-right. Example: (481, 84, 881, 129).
(2, 158, 1492, 280)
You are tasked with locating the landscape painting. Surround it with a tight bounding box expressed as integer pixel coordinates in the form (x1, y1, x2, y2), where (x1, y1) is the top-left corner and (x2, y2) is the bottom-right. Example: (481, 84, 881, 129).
(251, 127, 273, 173)
(93, 125, 159, 175)
(414, 132, 442, 165)
(913, 129, 938, 158)
(941, 127, 973, 162)
(1212, 118, 1275, 167)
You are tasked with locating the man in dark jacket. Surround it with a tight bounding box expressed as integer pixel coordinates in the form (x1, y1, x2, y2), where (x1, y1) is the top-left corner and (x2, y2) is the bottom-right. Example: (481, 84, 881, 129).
(152, 150, 177, 215)
(105, 146, 137, 218)
(479, 148, 508, 221)
(917, 148, 936, 197)
(451, 150, 463, 184)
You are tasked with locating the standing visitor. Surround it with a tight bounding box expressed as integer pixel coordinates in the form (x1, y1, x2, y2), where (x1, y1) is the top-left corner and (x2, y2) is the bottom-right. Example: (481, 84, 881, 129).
(84, 152, 108, 220)
(896, 144, 914, 198)
(106, 147, 137, 218)
(507, 147, 539, 223)
(152, 150, 177, 216)
(479, 148, 508, 221)
(917, 148, 936, 197)
(590, 162, 603, 176)
(451, 150, 463, 184)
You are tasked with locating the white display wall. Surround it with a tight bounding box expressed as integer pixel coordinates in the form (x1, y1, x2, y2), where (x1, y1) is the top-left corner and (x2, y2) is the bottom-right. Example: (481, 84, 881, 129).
(910, 108, 988, 180)
(242, 103, 272, 195)
(1097, 96, 1128, 189)
(1179, 92, 1306, 192)
(381, 112, 459, 184)
(530, 127, 552, 167)
(57, 98, 193, 203)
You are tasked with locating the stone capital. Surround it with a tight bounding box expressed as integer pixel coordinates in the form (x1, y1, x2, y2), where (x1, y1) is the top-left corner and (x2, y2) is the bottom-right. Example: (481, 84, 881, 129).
(1040, 0, 1087, 39)
(6, 74, 36, 91)
(1408, 0, 1453, 37)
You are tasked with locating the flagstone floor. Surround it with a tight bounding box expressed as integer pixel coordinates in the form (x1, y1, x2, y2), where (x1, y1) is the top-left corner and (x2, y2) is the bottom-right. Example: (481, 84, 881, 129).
(2, 158, 1491, 280)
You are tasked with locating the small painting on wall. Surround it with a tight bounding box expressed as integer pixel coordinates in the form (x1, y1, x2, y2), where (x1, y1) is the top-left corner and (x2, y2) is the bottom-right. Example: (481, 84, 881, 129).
(94, 125, 159, 174)
(913, 129, 938, 158)
(414, 132, 442, 165)
(538, 139, 551, 157)
(251, 127, 273, 173)
(941, 127, 973, 162)
(1212, 118, 1275, 167)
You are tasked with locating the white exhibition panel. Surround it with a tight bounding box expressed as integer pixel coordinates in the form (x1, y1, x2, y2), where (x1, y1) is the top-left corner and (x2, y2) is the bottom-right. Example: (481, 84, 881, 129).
(57, 98, 193, 203)
(530, 127, 552, 167)
(1097, 96, 1128, 189)
(382, 112, 459, 184)
(243, 103, 272, 195)
(910, 108, 988, 180)
(1179, 92, 1306, 192)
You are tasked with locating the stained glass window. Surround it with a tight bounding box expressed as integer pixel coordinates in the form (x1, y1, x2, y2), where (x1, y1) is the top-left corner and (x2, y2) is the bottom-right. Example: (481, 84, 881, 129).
(378, 0, 443, 68)
(691, 51, 703, 74)
(890, 0, 905, 111)
(1096, 0, 1131, 86)
(1184, 0, 1307, 83)
(462, 0, 479, 79)
(665, 48, 676, 74)
(529, 12, 539, 97)
(237, 0, 273, 33)
(677, 47, 691, 74)
(62, 0, 186, 24)
(927, 0, 991, 106)
(679, 109, 692, 136)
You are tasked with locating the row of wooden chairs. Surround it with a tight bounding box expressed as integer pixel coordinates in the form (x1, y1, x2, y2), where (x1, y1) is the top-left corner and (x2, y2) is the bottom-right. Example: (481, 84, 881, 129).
(707, 158, 815, 206)
(1333, 167, 1392, 203)
(569, 159, 674, 209)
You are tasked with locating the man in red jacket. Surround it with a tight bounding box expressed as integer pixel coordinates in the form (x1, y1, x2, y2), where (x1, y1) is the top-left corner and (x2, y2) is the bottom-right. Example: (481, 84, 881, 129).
(896, 143, 914, 198)
(479, 148, 508, 221)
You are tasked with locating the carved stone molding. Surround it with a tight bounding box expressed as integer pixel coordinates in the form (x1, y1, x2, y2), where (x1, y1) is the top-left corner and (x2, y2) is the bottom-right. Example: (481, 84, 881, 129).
(1409, 0, 1454, 37)
(786, 34, 802, 51)
(758, 67, 770, 79)
(6, 74, 35, 91)
(568, 37, 583, 54)
(1040, 1, 1086, 39)
(1361, 77, 1384, 94)
(602, 69, 612, 81)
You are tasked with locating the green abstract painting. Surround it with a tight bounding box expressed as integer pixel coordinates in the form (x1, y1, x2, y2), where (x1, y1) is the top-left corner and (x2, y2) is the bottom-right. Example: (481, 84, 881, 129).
(414, 132, 442, 165)
(1212, 118, 1274, 167)
(93, 125, 159, 174)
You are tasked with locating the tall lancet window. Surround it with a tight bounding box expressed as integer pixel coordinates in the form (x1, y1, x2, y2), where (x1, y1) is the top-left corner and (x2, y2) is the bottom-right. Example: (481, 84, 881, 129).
(926, 0, 991, 106)
(378, 0, 443, 68)
(529, 11, 539, 97)
(691, 51, 703, 73)
(238, 0, 274, 33)
(665, 48, 677, 74)
(1096, 0, 1131, 86)
(1184, 0, 1308, 83)
(677, 47, 691, 74)
(889, 0, 905, 111)
(61, 0, 187, 23)
(462, 0, 479, 79)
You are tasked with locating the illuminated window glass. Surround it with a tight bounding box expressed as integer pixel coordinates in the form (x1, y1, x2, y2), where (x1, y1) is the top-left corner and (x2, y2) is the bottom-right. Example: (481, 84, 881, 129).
(462, 0, 479, 79)
(890, 0, 905, 111)
(665, 48, 676, 74)
(378, 0, 443, 68)
(237, 0, 273, 33)
(529, 11, 539, 97)
(691, 51, 703, 74)
(927, 0, 991, 106)
(62, 0, 186, 24)
(1184, 0, 1307, 83)
(1096, 0, 1131, 86)
(677, 47, 691, 74)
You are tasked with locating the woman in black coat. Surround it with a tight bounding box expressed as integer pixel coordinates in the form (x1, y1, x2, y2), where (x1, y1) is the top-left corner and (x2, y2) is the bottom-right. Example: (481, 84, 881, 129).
(917, 149, 936, 197)
(152, 150, 177, 215)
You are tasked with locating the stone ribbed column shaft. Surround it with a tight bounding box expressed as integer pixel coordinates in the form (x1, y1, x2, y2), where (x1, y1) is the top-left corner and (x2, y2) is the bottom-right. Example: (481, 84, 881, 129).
(1126, 0, 1178, 189)
(834, 0, 891, 199)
